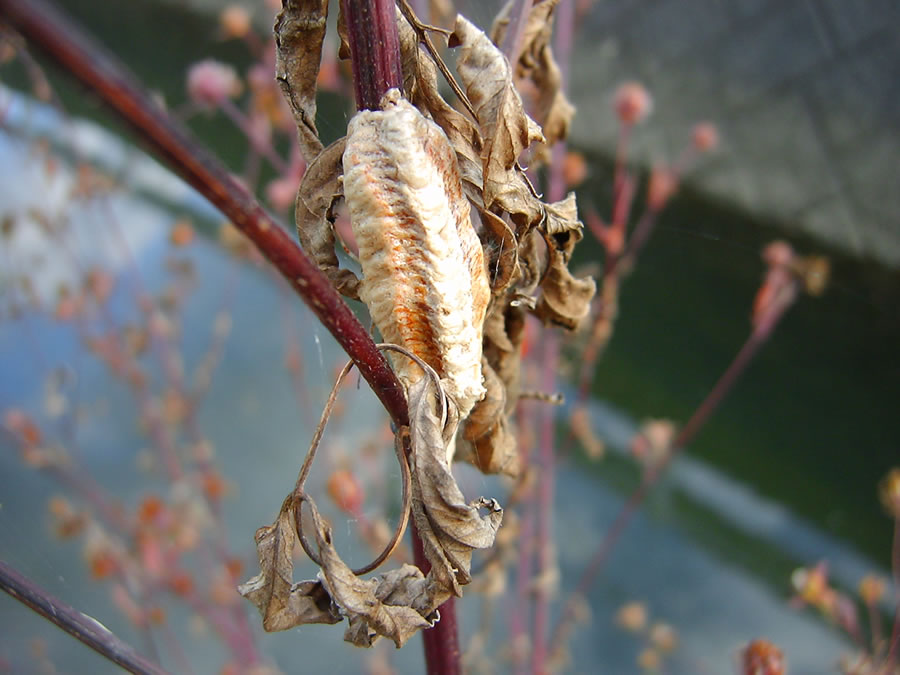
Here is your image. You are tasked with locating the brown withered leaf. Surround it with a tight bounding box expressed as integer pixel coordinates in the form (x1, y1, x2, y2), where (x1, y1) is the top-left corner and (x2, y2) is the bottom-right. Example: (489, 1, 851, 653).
(533, 193, 596, 327)
(396, 9, 481, 159)
(484, 302, 527, 397)
(475, 206, 518, 294)
(531, 43, 575, 153)
(456, 304, 526, 476)
(472, 416, 519, 475)
(397, 10, 546, 246)
(238, 496, 341, 631)
(304, 497, 436, 648)
(294, 137, 360, 299)
(407, 376, 503, 593)
(451, 16, 543, 211)
(534, 250, 596, 328)
(489, 0, 560, 59)
(336, 3, 351, 60)
(274, 0, 329, 162)
(490, 0, 574, 158)
(543, 192, 581, 244)
(462, 359, 505, 442)
(460, 360, 519, 476)
(513, 226, 549, 297)
(396, 7, 423, 102)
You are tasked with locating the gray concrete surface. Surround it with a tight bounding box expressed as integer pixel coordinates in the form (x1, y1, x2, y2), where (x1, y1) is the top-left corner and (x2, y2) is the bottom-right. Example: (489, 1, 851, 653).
(568, 0, 900, 266)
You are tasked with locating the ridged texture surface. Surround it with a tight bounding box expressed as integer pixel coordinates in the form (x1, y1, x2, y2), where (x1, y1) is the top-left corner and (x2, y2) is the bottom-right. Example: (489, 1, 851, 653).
(342, 90, 490, 418)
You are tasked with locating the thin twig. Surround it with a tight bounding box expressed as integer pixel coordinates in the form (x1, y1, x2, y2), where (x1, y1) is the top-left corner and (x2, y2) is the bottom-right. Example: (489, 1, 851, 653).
(293, 348, 413, 576)
(888, 516, 900, 669)
(396, 0, 476, 120)
(531, 330, 559, 675)
(0, 560, 170, 675)
(499, 0, 533, 63)
(530, 1, 573, 670)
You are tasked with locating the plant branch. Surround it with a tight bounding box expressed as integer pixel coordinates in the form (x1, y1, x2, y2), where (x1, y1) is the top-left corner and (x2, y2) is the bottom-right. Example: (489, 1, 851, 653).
(338, 0, 458, 671)
(340, 0, 403, 110)
(888, 516, 900, 669)
(531, 330, 559, 675)
(0, 0, 409, 429)
(0, 559, 169, 675)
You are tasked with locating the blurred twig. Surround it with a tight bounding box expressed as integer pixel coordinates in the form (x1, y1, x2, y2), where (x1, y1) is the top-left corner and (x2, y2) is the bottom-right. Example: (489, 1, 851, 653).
(0, 559, 170, 675)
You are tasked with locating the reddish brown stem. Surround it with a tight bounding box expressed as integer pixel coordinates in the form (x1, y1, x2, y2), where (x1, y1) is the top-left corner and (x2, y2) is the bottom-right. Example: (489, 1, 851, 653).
(412, 531, 462, 675)
(0, 560, 169, 675)
(888, 516, 900, 668)
(339, 0, 459, 671)
(0, 0, 408, 429)
(340, 0, 403, 111)
(531, 330, 559, 675)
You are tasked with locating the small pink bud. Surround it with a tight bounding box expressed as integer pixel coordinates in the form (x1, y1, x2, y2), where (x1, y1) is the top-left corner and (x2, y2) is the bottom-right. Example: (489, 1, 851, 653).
(630, 419, 676, 469)
(327, 469, 364, 515)
(752, 266, 795, 332)
(562, 150, 588, 188)
(186, 60, 241, 108)
(84, 267, 114, 303)
(219, 6, 251, 39)
(246, 113, 272, 151)
(265, 176, 298, 213)
(691, 122, 719, 152)
(265, 158, 304, 213)
(613, 82, 652, 125)
(762, 240, 794, 268)
(647, 166, 678, 211)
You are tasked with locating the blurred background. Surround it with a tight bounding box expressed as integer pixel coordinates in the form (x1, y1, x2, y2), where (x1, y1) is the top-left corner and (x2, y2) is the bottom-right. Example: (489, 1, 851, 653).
(0, 0, 898, 673)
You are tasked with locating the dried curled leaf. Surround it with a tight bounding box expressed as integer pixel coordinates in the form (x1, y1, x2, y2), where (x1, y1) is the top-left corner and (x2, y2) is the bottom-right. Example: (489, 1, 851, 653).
(459, 360, 519, 475)
(396, 9, 481, 160)
(304, 498, 436, 648)
(294, 138, 360, 299)
(451, 16, 544, 211)
(274, 0, 329, 162)
(490, 0, 559, 59)
(530, 40, 575, 154)
(534, 253, 596, 328)
(543, 192, 581, 237)
(475, 206, 519, 295)
(407, 376, 503, 594)
(240, 368, 504, 647)
(238, 496, 341, 632)
(491, 0, 574, 156)
(342, 90, 490, 419)
(534, 193, 596, 328)
(462, 358, 505, 443)
(455, 303, 527, 475)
